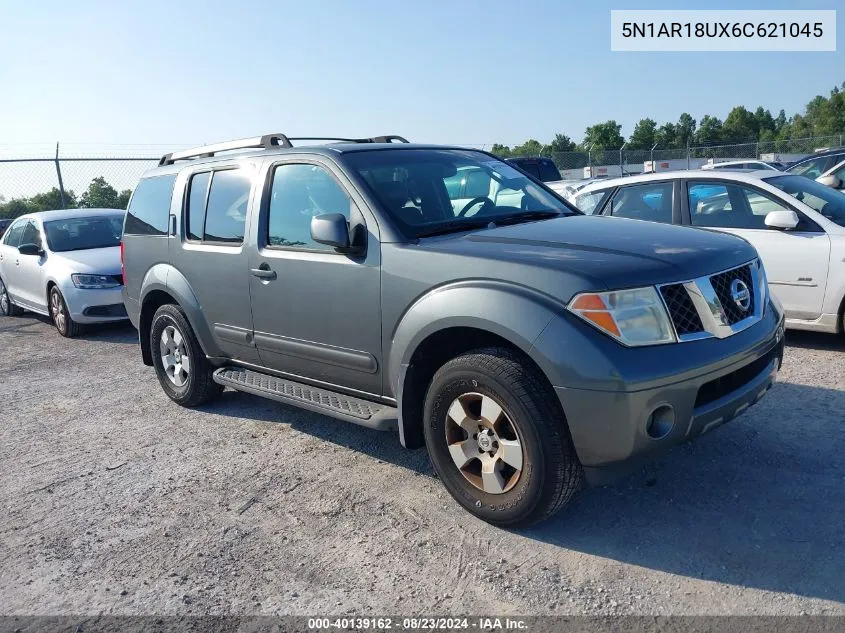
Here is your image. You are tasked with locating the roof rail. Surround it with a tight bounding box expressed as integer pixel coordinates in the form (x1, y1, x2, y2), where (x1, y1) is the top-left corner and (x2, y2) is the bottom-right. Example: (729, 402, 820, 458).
(158, 133, 409, 166)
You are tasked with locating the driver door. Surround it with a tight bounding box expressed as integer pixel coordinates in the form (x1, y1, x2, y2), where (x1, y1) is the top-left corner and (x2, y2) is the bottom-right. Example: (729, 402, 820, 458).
(15, 220, 48, 311)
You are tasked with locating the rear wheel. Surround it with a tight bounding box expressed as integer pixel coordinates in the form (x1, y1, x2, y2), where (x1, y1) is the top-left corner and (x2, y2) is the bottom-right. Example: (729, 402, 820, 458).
(423, 347, 583, 527)
(150, 303, 222, 407)
(0, 277, 24, 317)
(50, 287, 83, 337)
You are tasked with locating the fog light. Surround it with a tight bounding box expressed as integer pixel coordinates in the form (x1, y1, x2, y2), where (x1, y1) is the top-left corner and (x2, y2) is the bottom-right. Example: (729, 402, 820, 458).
(646, 404, 675, 440)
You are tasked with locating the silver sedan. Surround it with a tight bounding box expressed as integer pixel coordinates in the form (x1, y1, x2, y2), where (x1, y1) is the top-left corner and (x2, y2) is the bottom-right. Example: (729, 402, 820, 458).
(0, 209, 128, 337)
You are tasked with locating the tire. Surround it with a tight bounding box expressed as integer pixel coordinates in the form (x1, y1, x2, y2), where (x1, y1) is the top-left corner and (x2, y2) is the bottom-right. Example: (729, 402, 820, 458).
(150, 303, 223, 407)
(0, 277, 24, 317)
(423, 347, 583, 527)
(49, 286, 83, 337)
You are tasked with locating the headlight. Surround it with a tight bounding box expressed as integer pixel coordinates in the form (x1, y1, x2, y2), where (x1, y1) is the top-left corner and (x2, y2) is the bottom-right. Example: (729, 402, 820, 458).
(71, 274, 121, 289)
(567, 286, 676, 346)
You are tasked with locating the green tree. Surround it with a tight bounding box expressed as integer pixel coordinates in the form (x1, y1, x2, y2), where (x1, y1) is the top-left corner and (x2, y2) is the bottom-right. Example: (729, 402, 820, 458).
(490, 143, 512, 157)
(676, 113, 696, 148)
(694, 115, 724, 145)
(511, 139, 544, 156)
(753, 107, 776, 138)
(28, 187, 77, 211)
(655, 122, 678, 149)
(117, 189, 132, 209)
(583, 120, 624, 150)
(0, 198, 37, 219)
(627, 118, 657, 149)
(548, 133, 576, 153)
(79, 177, 121, 209)
(722, 106, 759, 143)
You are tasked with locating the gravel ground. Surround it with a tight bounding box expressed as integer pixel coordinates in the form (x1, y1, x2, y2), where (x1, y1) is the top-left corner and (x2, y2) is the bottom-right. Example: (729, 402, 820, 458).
(1, 313, 844, 616)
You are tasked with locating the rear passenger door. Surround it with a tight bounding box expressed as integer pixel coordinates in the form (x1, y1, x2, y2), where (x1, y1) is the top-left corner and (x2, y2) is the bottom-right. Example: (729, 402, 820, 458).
(171, 162, 260, 363)
(247, 158, 382, 396)
(0, 219, 27, 303)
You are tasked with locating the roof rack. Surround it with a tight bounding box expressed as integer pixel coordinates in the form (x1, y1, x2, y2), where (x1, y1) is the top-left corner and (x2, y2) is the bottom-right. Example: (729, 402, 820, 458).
(158, 133, 409, 166)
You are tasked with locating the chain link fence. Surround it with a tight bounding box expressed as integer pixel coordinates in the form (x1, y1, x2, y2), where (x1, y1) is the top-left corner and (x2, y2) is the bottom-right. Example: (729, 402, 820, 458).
(1, 135, 843, 218)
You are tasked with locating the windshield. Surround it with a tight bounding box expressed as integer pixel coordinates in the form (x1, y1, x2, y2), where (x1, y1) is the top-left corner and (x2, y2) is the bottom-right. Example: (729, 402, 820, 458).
(44, 215, 124, 252)
(344, 149, 578, 238)
(765, 175, 845, 227)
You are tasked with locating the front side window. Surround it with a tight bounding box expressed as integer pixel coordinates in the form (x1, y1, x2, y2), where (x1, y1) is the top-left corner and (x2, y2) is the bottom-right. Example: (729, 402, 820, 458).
(19, 221, 42, 249)
(766, 174, 845, 227)
(688, 182, 793, 230)
(44, 215, 124, 252)
(124, 175, 176, 236)
(267, 163, 352, 249)
(198, 169, 251, 244)
(608, 181, 674, 223)
(344, 149, 576, 237)
(788, 156, 837, 179)
(2, 219, 27, 247)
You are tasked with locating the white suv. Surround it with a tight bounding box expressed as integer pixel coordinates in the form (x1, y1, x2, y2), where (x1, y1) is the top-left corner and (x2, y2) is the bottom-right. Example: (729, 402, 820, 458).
(573, 170, 845, 334)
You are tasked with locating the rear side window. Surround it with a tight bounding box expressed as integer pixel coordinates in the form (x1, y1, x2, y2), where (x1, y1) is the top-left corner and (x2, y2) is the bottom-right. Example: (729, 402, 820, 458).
(608, 181, 674, 223)
(190, 169, 251, 244)
(124, 175, 177, 236)
(2, 220, 27, 247)
(538, 161, 561, 182)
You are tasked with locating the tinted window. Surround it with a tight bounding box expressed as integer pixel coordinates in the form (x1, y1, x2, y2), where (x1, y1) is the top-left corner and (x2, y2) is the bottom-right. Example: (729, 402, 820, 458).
(519, 162, 542, 179)
(267, 164, 351, 249)
(789, 156, 838, 179)
(124, 175, 176, 236)
(186, 171, 211, 241)
(2, 220, 27, 247)
(609, 182, 674, 223)
(688, 182, 790, 230)
(19, 221, 42, 249)
(202, 169, 251, 244)
(538, 161, 562, 182)
(44, 215, 124, 252)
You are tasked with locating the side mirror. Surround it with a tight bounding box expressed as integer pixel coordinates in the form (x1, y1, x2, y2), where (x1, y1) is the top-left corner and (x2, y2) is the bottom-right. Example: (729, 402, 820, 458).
(18, 243, 44, 256)
(310, 213, 351, 251)
(764, 210, 800, 231)
(816, 174, 843, 189)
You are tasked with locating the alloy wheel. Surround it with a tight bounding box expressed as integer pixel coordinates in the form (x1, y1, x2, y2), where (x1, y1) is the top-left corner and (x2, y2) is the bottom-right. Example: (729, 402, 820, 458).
(0, 280, 8, 315)
(160, 324, 190, 387)
(50, 290, 66, 333)
(444, 392, 524, 494)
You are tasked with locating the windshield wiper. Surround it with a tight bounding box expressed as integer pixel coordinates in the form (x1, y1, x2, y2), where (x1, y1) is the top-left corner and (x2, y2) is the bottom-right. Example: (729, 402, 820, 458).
(493, 210, 564, 226)
(416, 219, 493, 238)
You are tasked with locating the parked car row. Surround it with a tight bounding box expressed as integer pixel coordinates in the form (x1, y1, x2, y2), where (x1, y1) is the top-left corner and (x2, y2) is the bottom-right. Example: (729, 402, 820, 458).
(1, 134, 791, 527)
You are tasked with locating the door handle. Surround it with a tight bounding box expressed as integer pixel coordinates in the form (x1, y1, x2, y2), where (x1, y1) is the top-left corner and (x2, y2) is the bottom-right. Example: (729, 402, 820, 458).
(250, 266, 277, 280)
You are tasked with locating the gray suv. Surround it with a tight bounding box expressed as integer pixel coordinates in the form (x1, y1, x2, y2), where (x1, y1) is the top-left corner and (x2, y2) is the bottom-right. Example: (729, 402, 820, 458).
(122, 133, 785, 526)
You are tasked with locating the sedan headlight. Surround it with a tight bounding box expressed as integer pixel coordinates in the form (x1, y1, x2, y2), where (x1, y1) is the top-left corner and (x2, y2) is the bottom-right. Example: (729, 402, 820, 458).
(567, 287, 676, 346)
(71, 274, 121, 290)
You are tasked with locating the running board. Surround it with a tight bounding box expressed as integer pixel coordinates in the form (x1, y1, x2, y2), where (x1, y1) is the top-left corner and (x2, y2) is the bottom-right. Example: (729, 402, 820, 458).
(212, 367, 397, 431)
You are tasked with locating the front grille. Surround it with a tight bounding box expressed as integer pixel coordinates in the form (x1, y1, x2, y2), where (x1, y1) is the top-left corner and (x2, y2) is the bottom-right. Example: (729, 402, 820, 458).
(710, 264, 754, 325)
(83, 304, 128, 317)
(660, 284, 704, 335)
(694, 343, 781, 408)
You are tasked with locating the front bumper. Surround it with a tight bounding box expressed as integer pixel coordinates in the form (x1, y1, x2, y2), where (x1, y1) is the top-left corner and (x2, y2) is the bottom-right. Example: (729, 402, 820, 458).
(553, 308, 785, 483)
(64, 284, 128, 324)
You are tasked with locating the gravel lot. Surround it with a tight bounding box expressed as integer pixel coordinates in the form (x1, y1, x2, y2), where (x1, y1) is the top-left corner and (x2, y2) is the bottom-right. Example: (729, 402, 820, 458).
(1, 313, 844, 616)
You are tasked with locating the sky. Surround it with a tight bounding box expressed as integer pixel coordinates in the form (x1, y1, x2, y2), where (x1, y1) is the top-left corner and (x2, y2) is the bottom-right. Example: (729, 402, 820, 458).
(0, 0, 842, 153)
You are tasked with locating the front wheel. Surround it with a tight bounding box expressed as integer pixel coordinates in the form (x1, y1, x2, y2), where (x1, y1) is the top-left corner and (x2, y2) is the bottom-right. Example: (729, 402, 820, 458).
(50, 287, 83, 337)
(150, 303, 222, 407)
(423, 347, 583, 527)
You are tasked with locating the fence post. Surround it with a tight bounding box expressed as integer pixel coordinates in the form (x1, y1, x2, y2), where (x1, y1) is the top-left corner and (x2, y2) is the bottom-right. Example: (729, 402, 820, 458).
(54, 143, 67, 209)
(687, 141, 690, 169)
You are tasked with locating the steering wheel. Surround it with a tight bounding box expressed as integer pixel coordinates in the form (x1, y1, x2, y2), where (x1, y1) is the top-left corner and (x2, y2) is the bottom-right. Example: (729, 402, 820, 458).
(458, 196, 495, 217)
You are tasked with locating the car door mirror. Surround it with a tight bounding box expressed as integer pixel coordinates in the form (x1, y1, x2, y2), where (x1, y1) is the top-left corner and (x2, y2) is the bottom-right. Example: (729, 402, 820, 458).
(764, 210, 800, 230)
(17, 243, 44, 256)
(310, 213, 351, 250)
(816, 174, 843, 189)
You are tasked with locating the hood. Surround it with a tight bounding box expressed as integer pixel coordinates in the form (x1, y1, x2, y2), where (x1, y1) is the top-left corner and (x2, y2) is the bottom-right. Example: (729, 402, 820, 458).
(418, 215, 757, 288)
(49, 245, 121, 275)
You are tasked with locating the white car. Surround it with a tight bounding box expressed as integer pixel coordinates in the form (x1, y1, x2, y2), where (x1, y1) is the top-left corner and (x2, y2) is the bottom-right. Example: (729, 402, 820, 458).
(701, 160, 782, 171)
(573, 170, 845, 334)
(0, 209, 128, 337)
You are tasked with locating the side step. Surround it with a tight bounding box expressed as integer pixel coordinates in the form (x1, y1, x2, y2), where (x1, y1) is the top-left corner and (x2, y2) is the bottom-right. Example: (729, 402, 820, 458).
(212, 367, 397, 431)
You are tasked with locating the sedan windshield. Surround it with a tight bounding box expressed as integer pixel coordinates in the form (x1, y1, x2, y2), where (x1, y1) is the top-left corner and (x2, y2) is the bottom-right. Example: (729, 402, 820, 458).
(765, 175, 845, 227)
(343, 149, 578, 238)
(44, 215, 124, 252)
